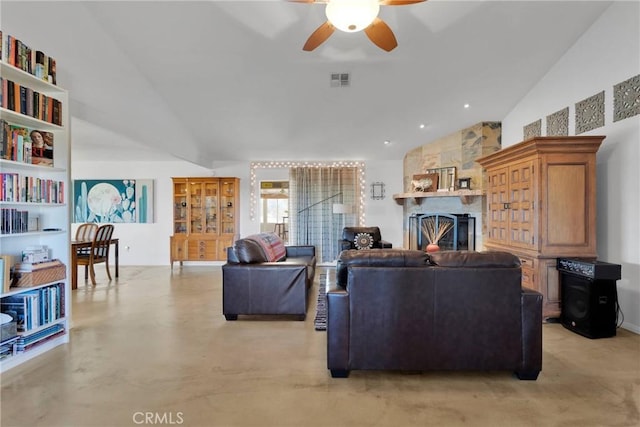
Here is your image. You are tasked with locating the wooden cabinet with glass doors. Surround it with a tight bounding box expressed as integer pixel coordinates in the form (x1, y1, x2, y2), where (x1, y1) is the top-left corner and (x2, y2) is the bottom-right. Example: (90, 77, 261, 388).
(170, 177, 239, 266)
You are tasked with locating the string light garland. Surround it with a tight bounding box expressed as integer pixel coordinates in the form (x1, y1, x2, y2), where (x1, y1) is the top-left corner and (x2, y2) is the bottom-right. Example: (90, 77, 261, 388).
(250, 161, 366, 225)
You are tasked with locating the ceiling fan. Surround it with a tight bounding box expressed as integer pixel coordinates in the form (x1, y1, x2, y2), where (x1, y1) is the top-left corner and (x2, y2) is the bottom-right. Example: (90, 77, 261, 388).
(289, 0, 426, 52)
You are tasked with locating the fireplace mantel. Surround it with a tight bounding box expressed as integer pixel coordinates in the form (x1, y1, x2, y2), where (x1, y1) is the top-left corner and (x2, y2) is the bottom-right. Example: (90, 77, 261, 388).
(393, 189, 484, 206)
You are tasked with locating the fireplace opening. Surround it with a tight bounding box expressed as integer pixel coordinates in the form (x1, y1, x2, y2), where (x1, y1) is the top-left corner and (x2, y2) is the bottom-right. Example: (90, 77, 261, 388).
(409, 213, 476, 251)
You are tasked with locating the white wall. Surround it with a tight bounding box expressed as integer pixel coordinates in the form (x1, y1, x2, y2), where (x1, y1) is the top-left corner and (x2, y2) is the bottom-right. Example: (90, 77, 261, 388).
(71, 159, 405, 264)
(502, 2, 640, 333)
(72, 160, 217, 266)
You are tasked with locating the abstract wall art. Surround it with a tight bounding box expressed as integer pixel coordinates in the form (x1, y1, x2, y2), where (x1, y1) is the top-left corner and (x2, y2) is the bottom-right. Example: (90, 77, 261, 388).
(73, 179, 154, 223)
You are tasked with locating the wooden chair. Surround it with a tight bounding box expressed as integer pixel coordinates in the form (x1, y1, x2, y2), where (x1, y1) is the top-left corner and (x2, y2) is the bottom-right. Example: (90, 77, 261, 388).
(76, 224, 115, 286)
(74, 223, 98, 271)
(75, 223, 98, 242)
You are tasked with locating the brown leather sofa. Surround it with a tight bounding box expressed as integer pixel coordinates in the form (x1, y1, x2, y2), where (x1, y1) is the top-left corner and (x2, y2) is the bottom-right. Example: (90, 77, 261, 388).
(222, 234, 316, 321)
(327, 249, 543, 379)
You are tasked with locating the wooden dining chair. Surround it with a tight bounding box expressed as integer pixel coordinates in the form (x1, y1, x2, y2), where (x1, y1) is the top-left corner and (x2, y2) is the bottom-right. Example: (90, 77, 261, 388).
(76, 224, 115, 286)
(75, 223, 98, 242)
(74, 223, 99, 272)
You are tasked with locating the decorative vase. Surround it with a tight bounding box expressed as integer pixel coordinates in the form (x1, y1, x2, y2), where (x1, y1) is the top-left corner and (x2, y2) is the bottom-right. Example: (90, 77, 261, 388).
(426, 243, 440, 253)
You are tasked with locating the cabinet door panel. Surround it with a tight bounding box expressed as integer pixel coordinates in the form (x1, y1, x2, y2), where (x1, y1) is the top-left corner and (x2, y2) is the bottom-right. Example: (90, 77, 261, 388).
(202, 181, 219, 234)
(173, 180, 188, 234)
(545, 163, 588, 246)
(486, 167, 509, 244)
(508, 161, 535, 249)
(220, 180, 237, 235)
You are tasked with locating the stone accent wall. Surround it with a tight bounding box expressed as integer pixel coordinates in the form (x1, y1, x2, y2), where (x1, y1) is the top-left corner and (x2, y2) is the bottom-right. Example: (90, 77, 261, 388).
(401, 122, 502, 249)
(403, 122, 501, 191)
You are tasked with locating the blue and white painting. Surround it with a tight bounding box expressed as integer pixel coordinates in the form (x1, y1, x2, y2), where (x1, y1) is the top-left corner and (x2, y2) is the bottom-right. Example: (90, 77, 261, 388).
(73, 179, 154, 223)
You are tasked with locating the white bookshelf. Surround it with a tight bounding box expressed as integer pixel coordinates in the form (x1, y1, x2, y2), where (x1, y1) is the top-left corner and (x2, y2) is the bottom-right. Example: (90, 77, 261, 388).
(0, 53, 71, 372)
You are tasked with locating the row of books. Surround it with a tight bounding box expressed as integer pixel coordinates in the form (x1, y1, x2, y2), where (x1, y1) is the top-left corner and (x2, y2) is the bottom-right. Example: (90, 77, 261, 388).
(1, 173, 64, 204)
(1, 119, 55, 166)
(1, 208, 30, 235)
(0, 31, 57, 85)
(0, 282, 64, 332)
(0, 77, 63, 126)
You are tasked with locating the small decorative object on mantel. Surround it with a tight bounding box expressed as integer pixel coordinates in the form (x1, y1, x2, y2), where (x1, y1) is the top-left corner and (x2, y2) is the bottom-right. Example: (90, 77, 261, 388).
(421, 217, 453, 253)
(457, 178, 472, 190)
(411, 174, 439, 192)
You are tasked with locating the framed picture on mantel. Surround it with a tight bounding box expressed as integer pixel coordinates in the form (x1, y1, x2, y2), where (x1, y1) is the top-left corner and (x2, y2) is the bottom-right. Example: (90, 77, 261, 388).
(426, 167, 457, 191)
(458, 178, 472, 190)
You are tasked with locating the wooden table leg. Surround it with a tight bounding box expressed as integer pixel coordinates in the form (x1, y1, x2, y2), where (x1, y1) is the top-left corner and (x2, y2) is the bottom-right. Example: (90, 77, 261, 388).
(114, 240, 119, 278)
(71, 247, 78, 290)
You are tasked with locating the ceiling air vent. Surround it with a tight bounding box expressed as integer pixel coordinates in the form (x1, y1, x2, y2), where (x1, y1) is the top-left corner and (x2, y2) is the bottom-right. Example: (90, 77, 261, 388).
(330, 73, 350, 88)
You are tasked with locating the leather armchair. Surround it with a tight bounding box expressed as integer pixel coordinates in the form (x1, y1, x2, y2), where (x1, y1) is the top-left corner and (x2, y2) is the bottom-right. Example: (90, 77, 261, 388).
(339, 226, 392, 251)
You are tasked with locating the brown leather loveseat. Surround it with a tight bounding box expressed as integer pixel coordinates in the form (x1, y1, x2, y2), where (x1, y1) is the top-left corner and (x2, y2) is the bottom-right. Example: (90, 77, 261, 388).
(327, 249, 542, 379)
(223, 232, 316, 321)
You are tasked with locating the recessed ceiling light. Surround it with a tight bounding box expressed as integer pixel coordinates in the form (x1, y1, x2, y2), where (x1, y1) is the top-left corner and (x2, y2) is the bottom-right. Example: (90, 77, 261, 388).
(384, 140, 391, 145)
(464, 104, 470, 109)
(419, 124, 425, 129)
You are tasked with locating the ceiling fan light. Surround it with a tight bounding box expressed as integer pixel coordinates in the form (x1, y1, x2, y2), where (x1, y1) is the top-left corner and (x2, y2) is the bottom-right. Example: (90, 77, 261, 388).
(326, 0, 380, 33)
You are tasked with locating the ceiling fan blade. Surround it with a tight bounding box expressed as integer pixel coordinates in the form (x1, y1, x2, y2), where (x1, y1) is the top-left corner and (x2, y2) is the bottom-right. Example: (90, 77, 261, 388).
(303, 21, 335, 51)
(364, 17, 398, 52)
(380, 0, 426, 5)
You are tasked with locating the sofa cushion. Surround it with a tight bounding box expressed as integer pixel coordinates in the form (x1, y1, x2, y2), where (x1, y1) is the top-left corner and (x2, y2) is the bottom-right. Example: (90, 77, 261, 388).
(336, 249, 428, 287)
(429, 250, 521, 268)
(235, 232, 287, 263)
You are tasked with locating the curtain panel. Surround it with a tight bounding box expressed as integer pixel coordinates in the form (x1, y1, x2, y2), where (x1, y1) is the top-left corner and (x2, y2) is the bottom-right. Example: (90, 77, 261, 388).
(289, 167, 359, 263)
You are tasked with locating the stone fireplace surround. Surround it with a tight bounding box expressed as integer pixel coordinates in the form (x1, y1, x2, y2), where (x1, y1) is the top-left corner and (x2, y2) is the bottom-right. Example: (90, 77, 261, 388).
(399, 122, 502, 250)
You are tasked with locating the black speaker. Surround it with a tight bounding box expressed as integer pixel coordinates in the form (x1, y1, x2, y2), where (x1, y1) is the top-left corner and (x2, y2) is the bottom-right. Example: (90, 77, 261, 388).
(559, 266, 619, 339)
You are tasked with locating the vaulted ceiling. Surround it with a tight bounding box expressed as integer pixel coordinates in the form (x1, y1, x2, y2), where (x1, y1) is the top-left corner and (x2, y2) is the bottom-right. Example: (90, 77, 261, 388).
(1, 1, 612, 167)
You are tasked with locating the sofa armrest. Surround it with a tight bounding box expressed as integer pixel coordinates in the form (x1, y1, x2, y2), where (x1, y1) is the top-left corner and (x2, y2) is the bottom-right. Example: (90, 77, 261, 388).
(339, 240, 353, 251)
(285, 245, 316, 258)
(327, 283, 350, 373)
(379, 240, 393, 249)
(519, 287, 543, 379)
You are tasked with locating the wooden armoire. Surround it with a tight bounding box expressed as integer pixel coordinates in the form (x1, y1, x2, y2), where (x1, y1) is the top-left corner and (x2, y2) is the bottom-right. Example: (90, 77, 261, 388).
(476, 136, 604, 319)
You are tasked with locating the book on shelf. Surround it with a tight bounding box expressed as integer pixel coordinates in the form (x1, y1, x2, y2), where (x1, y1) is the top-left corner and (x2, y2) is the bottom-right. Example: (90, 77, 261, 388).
(15, 323, 65, 353)
(1, 283, 64, 332)
(1, 173, 64, 204)
(1, 119, 55, 166)
(1, 32, 57, 85)
(0, 78, 63, 126)
(0, 255, 12, 293)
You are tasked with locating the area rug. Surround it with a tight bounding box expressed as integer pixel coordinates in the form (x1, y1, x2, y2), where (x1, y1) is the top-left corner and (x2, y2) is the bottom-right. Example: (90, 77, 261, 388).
(314, 273, 327, 331)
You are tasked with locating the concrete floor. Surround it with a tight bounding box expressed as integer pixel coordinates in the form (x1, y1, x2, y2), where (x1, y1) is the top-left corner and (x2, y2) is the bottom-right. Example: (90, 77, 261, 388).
(1, 266, 639, 427)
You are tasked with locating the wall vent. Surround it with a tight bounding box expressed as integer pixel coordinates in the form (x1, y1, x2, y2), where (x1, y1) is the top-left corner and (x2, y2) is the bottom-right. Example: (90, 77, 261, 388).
(330, 73, 350, 88)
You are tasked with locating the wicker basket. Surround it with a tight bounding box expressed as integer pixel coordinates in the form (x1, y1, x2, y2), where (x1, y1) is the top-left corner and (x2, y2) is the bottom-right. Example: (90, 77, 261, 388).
(14, 262, 66, 288)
